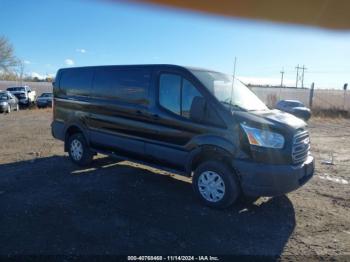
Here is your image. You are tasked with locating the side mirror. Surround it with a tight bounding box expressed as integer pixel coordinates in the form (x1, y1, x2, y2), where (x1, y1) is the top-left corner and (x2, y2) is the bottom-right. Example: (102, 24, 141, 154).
(190, 96, 206, 123)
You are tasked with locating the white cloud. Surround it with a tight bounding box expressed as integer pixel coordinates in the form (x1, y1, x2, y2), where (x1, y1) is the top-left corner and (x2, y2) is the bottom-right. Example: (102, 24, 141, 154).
(76, 48, 86, 53)
(23, 60, 31, 65)
(64, 59, 75, 66)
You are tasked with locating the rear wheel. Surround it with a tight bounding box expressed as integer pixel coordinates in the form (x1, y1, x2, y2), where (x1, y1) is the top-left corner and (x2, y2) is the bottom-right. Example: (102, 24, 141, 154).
(192, 161, 240, 208)
(68, 133, 93, 166)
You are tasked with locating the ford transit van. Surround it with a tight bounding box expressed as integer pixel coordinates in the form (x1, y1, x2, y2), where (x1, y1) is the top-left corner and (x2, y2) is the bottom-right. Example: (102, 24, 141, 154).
(52, 65, 314, 208)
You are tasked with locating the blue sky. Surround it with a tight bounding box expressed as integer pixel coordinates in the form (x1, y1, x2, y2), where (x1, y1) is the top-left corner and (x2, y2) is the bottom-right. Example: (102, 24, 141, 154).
(1, 0, 350, 89)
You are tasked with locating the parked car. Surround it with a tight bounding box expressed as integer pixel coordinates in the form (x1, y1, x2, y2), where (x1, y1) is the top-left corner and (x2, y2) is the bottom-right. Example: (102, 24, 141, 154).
(51, 65, 314, 208)
(0, 91, 19, 113)
(6, 86, 36, 107)
(36, 93, 53, 108)
(275, 100, 311, 121)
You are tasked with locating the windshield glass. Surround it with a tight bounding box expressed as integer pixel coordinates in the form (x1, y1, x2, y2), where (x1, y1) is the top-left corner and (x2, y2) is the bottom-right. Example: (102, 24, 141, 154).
(7, 87, 25, 92)
(190, 70, 268, 111)
(288, 101, 304, 107)
(41, 93, 52, 97)
(0, 93, 8, 100)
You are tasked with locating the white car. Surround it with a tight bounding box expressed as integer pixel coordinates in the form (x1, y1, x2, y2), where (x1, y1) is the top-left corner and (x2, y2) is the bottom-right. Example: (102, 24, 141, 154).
(6, 86, 36, 106)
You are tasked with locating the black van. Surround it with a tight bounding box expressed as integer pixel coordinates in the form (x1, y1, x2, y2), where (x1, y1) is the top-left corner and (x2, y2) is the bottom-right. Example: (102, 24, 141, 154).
(52, 64, 314, 208)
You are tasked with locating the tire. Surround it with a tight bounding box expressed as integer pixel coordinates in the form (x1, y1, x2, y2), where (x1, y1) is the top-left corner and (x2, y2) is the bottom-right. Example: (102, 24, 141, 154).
(68, 133, 93, 166)
(192, 161, 240, 209)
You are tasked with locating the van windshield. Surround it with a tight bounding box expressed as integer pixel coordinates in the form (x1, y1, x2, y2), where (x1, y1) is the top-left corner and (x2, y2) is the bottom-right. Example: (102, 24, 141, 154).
(190, 70, 268, 111)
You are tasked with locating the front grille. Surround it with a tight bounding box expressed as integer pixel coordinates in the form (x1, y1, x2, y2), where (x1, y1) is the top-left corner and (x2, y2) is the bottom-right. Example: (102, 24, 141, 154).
(292, 130, 310, 164)
(14, 94, 25, 99)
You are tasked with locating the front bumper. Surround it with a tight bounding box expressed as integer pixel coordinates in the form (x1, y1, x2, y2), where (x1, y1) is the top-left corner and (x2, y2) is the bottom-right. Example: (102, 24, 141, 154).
(234, 155, 314, 197)
(19, 98, 29, 105)
(37, 101, 52, 107)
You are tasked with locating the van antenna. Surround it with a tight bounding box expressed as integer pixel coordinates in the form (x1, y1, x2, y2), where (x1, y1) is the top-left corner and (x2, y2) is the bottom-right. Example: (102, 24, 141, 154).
(229, 57, 237, 106)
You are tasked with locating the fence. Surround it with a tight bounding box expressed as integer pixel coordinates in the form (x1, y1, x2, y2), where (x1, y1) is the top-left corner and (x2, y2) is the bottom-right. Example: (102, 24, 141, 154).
(0, 80, 349, 111)
(251, 86, 350, 111)
(0, 80, 52, 96)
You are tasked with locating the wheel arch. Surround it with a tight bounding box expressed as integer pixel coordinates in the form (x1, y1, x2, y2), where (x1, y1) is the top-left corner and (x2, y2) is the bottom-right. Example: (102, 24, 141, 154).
(185, 145, 235, 176)
(64, 123, 89, 152)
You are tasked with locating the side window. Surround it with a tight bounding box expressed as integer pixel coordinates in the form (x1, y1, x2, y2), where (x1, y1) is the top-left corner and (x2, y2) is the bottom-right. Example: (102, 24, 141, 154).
(159, 74, 202, 119)
(182, 79, 202, 118)
(159, 74, 181, 115)
(60, 69, 93, 96)
(92, 69, 150, 105)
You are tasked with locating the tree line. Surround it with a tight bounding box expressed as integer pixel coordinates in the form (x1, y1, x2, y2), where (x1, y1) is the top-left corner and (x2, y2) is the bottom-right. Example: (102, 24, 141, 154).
(0, 36, 52, 82)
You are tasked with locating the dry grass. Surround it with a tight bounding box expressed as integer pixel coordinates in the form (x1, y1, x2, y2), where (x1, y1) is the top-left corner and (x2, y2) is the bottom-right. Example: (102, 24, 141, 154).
(311, 107, 349, 118)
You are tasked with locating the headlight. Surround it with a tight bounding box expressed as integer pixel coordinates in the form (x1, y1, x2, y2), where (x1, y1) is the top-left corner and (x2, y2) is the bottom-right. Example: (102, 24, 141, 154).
(0, 101, 7, 106)
(241, 124, 285, 149)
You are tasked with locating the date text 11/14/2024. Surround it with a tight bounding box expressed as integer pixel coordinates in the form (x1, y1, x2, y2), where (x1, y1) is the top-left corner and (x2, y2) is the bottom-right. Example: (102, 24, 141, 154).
(127, 256, 219, 261)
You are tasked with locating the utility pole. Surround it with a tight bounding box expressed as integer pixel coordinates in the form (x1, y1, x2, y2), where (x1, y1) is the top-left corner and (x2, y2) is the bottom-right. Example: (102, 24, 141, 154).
(295, 64, 299, 88)
(309, 82, 314, 108)
(301, 65, 307, 88)
(296, 64, 307, 88)
(280, 68, 285, 87)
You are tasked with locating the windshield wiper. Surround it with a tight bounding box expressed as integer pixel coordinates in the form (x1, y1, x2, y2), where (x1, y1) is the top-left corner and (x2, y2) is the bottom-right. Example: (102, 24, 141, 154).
(221, 101, 247, 111)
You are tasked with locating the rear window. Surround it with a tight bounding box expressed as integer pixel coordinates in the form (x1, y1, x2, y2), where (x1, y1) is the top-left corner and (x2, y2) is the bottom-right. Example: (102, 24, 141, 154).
(287, 101, 304, 107)
(92, 68, 150, 105)
(59, 68, 94, 96)
(7, 87, 25, 92)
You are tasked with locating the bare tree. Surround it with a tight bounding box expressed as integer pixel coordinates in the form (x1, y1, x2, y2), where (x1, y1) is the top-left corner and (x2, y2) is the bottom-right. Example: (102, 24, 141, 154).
(0, 36, 18, 73)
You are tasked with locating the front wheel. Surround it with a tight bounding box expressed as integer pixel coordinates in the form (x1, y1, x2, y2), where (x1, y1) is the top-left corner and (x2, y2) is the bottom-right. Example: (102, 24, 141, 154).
(192, 161, 240, 209)
(68, 133, 93, 166)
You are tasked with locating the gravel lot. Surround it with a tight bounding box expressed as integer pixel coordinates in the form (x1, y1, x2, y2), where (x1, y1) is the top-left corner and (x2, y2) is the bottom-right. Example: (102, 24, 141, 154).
(0, 109, 349, 258)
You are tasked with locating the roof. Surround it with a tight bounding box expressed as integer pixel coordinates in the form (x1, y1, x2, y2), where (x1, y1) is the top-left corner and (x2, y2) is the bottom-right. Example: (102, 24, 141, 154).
(60, 64, 222, 73)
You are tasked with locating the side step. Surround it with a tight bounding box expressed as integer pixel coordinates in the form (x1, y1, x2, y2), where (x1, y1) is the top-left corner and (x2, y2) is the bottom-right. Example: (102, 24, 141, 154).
(91, 148, 190, 177)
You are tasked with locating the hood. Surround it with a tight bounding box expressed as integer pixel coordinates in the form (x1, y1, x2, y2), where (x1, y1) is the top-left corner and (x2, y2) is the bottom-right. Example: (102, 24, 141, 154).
(234, 109, 306, 132)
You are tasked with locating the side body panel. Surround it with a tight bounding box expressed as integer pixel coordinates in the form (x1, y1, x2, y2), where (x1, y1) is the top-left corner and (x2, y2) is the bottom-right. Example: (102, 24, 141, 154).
(52, 65, 237, 174)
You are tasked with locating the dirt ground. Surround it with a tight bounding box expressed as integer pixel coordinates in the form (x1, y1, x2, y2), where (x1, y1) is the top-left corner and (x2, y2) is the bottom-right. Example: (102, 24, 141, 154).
(0, 109, 349, 259)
